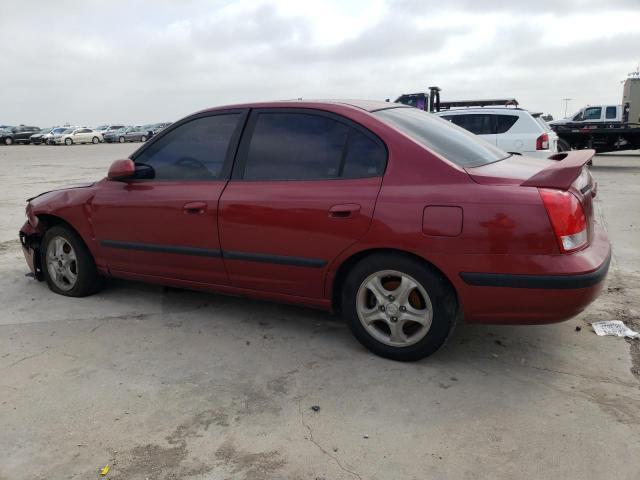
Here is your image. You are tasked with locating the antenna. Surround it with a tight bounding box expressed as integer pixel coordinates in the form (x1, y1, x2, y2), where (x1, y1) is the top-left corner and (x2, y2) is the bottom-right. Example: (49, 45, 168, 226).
(562, 98, 572, 117)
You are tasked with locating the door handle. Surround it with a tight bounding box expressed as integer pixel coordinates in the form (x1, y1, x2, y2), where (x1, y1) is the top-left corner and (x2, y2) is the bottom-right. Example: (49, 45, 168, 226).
(183, 201, 207, 214)
(328, 203, 361, 218)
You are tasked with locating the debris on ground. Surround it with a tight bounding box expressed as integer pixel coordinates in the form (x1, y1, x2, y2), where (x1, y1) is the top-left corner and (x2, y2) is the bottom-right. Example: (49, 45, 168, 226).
(99, 465, 110, 476)
(363, 434, 369, 439)
(311, 405, 320, 412)
(591, 321, 639, 338)
(575, 326, 582, 332)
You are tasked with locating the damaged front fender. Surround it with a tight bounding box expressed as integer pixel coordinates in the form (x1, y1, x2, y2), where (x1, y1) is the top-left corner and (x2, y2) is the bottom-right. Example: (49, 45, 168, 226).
(19, 220, 45, 281)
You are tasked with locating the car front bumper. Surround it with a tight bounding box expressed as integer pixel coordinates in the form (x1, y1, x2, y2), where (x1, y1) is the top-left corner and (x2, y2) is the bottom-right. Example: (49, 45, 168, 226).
(19, 221, 44, 280)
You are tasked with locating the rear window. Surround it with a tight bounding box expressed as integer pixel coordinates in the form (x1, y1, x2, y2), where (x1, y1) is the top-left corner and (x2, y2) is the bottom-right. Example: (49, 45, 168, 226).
(496, 115, 519, 133)
(605, 106, 617, 119)
(375, 107, 508, 167)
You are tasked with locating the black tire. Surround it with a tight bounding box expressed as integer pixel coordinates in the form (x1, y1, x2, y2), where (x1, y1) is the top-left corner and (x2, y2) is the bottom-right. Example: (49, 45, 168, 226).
(119, 136, 125, 143)
(40, 225, 103, 297)
(341, 253, 457, 361)
(92, 136, 99, 144)
(557, 139, 571, 152)
(65, 138, 73, 146)
(4, 137, 13, 145)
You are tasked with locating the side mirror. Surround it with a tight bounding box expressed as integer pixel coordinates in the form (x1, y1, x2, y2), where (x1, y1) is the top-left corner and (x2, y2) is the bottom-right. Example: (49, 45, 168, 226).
(107, 159, 135, 180)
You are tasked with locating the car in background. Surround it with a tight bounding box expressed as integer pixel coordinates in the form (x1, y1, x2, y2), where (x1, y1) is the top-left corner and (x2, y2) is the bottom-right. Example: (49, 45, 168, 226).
(435, 107, 558, 158)
(96, 125, 126, 137)
(41, 127, 72, 145)
(107, 126, 149, 143)
(53, 128, 103, 145)
(103, 127, 129, 143)
(142, 122, 172, 138)
(1, 125, 41, 145)
(29, 127, 56, 145)
(19, 100, 610, 361)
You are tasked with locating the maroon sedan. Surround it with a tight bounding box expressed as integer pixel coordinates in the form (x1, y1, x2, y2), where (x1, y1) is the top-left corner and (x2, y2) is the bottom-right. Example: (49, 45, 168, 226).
(19, 101, 610, 361)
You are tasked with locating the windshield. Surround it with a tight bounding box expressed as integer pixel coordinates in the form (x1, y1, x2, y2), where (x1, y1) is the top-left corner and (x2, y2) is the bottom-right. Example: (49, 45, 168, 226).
(374, 107, 509, 167)
(52, 128, 66, 134)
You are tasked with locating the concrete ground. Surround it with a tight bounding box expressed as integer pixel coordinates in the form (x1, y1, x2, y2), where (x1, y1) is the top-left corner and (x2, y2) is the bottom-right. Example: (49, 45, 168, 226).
(0, 145, 638, 480)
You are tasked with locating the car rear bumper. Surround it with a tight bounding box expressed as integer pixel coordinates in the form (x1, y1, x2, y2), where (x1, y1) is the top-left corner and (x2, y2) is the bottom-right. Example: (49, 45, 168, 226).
(451, 223, 611, 324)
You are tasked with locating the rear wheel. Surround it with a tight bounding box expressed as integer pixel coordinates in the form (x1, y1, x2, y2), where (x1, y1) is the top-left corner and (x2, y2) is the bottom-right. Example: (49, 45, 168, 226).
(65, 138, 73, 146)
(119, 136, 125, 143)
(92, 136, 99, 144)
(140, 135, 147, 142)
(341, 253, 456, 361)
(41, 225, 103, 297)
(4, 137, 13, 145)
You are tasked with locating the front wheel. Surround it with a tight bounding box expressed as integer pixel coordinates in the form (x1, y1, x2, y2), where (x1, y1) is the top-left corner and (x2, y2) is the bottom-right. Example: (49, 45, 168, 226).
(140, 135, 147, 142)
(65, 138, 73, 146)
(92, 136, 99, 144)
(341, 253, 457, 361)
(41, 225, 103, 297)
(4, 137, 13, 145)
(119, 136, 125, 143)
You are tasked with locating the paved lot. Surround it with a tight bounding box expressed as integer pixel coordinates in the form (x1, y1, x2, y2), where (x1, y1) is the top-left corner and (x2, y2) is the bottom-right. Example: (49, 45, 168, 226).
(0, 145, 639, 480)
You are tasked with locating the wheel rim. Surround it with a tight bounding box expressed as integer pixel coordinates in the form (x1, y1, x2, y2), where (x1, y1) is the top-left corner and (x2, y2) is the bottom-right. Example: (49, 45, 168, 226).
(141, 136, 146, 142)
(5, 138, 12, 145)
(65, 138, 71, 145)
(119, 137, 124, 143)
(356, 270, 433, 347)
(46, 236, 78, 291)
(92, 137, 98, 144)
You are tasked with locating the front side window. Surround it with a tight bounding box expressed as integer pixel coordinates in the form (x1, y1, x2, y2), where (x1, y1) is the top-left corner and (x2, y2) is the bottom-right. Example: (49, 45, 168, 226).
(583, 107, 602, 120)
(376, 107, 508, 167)
(605, 106, 617, 119)
(134, 113, 241, 180)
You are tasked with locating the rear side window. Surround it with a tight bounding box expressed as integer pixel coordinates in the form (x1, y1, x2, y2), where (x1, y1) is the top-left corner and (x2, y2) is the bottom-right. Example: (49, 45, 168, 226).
(376, 107, 508, 167)
(241, 112, 385, 180)
(134, 114, 241, 180)
(495, 115, 519, 133)
(605, 106, 617, 119)
(442, 114, 494, 135)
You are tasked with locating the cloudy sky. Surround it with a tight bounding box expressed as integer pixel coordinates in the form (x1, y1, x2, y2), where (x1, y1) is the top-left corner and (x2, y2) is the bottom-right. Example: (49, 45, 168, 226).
(1, 0, 638, 126)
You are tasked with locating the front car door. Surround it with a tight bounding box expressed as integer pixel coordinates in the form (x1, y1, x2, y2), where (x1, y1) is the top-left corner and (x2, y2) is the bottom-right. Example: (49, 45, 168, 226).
(218, 108, 387, 298)
(91, 110, 247, 285)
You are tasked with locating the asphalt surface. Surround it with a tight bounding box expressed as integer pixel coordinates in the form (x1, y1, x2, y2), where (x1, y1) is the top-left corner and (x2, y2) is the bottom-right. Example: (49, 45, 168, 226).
(0, 144, 639, 480)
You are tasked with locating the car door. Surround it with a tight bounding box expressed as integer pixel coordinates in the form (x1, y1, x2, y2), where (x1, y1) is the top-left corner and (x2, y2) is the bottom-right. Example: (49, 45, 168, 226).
(91, 110, 247, 285)
(218, 108, 387, 298)
(582, 106, 603, 124)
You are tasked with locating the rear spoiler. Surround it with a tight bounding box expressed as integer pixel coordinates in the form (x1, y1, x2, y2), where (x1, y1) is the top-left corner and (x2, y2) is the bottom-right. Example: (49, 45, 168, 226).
(520, 150, 594, 190)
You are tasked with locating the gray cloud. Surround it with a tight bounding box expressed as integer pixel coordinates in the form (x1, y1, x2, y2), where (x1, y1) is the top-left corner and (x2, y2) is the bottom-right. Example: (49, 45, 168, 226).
(0, 0, 638, 126)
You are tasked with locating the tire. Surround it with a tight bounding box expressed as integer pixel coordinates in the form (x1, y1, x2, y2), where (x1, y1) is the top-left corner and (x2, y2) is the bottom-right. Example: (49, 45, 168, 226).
(4, 137, 13, 145)
(119, 136, 125, 143)
(92, 136, 99, 144)
(40, 225, 103, 297)
(341, 253, 457, 361)
(65, 138, 73, 146)
(140, 135, 147, 142)
(557, 139, 571, 152)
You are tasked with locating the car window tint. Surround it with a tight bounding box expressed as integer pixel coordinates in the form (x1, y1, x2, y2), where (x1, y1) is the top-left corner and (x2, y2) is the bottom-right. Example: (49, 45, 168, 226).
(583, 107, 602, 120)
(342, 129, 386, 178)
(443, 114, 494, 135)
(134, 114, 240, 180)
(605, 106, 617, 119)
(495, 115, 519, 133)
(243, 113, 349, 180)
(375, 107, 508, 167)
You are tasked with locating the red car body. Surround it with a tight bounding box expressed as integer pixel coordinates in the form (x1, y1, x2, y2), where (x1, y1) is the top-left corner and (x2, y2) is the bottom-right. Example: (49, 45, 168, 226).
(20, 100, 610, 326)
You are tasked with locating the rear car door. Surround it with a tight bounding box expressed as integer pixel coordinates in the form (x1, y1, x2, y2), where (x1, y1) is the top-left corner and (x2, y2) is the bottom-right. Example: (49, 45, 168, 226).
(218, 108, 387, 298)
(91, 110, 246, 284)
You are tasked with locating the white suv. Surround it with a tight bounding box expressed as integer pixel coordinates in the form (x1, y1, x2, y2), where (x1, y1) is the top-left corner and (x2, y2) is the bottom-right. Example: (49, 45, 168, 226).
(435, 107, 558, 158)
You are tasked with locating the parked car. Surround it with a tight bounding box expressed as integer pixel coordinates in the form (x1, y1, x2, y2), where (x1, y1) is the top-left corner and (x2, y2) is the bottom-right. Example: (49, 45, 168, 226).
(1, 125, 41, 145)
(29, 127, 56, 145)
(53, 128, 103, 145)
(142, 122, 172, 138)
(41, 127, 72, 145)
(19, 100, 610, 361)
(109, 126, 149, 143)
(95, 125, 127, 136)
(435, 107, 558, 158)
(103, 127, 129, 143)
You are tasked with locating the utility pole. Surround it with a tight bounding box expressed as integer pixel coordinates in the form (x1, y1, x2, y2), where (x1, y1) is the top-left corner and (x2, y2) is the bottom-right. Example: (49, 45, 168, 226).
(562, 98, 572, 117)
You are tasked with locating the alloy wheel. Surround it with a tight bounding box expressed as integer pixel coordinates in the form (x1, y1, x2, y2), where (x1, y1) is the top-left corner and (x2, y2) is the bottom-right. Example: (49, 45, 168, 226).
(45, 236, 78, 291)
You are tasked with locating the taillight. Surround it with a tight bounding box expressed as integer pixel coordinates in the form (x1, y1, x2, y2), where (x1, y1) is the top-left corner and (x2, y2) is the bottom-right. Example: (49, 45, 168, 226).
(539, 188, 587, 253)
(536, 132, 549, 150)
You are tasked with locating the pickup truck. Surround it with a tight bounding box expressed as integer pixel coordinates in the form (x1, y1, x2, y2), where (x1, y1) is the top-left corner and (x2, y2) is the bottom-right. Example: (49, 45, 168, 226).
(550, 105, 621, 127)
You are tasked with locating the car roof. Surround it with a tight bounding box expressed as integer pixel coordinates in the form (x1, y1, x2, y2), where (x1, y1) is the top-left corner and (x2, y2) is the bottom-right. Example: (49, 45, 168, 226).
(435, 107, 530, 115)
(199, 99, 405, 114)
